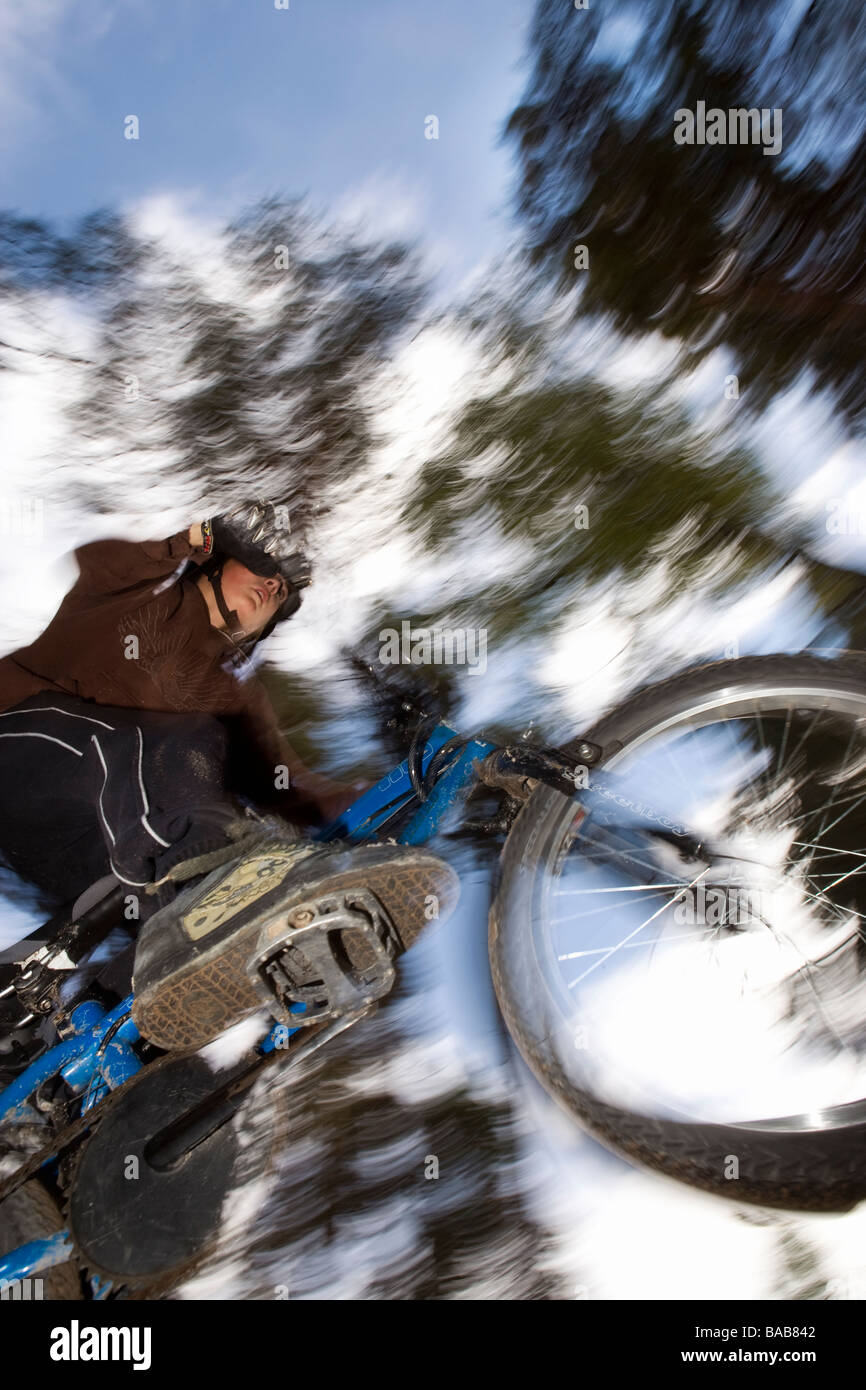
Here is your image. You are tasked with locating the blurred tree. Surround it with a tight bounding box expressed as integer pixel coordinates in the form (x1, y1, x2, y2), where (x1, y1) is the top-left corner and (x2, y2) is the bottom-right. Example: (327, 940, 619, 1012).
(401, 366, 796, 651)
(385, 311, 866, 687)
(504, 0, 866, 428)
(0, 198, 427, 526)
(0, 208, 141, 298)
(407, 375, 776, 572)
(236, 989, 570, 1300)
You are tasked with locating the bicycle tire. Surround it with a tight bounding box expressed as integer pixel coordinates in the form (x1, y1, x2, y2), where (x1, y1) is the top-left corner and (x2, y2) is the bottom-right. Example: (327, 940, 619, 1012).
(491, 654, 866, 1211)
(0, 1179, 82, 1299)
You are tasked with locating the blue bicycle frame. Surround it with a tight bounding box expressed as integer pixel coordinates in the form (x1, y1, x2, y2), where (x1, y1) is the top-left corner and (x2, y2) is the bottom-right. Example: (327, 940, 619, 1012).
(0, 722, 496, 1293)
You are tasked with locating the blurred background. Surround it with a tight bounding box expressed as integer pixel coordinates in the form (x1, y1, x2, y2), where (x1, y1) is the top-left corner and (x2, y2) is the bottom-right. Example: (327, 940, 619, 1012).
(2, 0, 866, 1298)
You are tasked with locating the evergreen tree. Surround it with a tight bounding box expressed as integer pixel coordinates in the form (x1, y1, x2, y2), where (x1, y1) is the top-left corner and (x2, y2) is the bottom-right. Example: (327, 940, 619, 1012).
(503, 0, 866, 427)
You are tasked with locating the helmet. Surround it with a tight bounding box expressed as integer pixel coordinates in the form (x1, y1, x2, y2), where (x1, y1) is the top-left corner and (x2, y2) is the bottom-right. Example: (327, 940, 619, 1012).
(197, 502, 312, 652)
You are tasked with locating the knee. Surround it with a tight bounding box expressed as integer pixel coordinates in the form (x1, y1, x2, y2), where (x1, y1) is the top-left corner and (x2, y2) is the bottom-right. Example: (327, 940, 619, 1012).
(139, 712, 229, 781)
(174, 714, 230, 781)
(175, 713, 228, 747)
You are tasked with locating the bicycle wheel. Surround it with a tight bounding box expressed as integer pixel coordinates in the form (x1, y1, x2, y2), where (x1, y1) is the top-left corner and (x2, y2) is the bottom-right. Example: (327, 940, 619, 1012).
(0, 1180, 82, 1299)
(491, 654, 866, 1210)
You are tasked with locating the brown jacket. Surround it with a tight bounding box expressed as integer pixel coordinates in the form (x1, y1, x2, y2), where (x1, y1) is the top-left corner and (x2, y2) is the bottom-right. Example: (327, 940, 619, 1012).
(0, 529, 353, 826)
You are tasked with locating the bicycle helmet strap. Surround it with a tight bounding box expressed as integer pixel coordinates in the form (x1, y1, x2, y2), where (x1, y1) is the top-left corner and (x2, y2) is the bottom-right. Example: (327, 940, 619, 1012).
(205, 560, 245, 639)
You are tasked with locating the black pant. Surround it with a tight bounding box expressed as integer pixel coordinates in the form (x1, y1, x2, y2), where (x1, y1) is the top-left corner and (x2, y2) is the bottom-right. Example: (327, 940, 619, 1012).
(0, 693, 246, 910)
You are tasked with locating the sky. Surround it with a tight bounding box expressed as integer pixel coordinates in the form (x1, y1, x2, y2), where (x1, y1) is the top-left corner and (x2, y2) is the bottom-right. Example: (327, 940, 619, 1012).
(0, 0, 531, 291)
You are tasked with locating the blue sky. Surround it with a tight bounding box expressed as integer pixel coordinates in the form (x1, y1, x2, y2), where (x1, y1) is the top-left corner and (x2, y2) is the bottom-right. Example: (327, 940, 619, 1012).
(0, 0, 532, 289)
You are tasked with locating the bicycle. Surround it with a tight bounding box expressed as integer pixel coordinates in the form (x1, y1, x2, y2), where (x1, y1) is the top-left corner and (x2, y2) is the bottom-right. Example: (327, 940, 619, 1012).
(2, 648, 866, 1297)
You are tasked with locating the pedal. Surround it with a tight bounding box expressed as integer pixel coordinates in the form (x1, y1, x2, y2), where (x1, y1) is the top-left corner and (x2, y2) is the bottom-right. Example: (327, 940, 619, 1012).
(247, 887, 397, 1026)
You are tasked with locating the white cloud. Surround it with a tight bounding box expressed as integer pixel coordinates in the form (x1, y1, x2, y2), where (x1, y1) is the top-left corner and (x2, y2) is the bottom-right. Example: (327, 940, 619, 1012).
(332, 169, 430, 246)
(330, 167, 462, 287)
(0, 1, 70, 134)
(0, 1, 133, 149)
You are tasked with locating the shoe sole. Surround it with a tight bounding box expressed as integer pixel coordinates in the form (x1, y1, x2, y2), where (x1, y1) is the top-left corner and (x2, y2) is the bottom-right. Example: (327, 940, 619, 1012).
(132, 844, 459, 1051)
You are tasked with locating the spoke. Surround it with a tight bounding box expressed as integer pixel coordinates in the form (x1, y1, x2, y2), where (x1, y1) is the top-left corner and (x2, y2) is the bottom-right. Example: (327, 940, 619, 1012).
(814, 723, 859, 840)
(805, 930, 864, 966)
(551, 890, 673, 926)
(558, 928, 719, 960)
(820, 859, 866, 893)
(792, 884, 866, 941)
(551, 882, 697, 943)
(662, 735, 695, 797)
(798, 874, 866, 935)
(787, 788, 866, 827)
(571, 833, 682, 881)
(791, 840, 866, 863)
(801, 867, 860, 912)
(561, 846, 677, 876)
(808, 867, 866, 881)
(786, 708, 823, 770)
(775, 706, 793, 783)
(793, 967, 862, 1055)
(553, 881, 691, 897)
(753, 708, 770, 801)
(542, 688, 866, 1106)
(726, 717, 761, 803)
(749, 907, 862, 1056)
(694, 726, 712, 773)
(566, 868, 710, 989)
(800, 795, 866, 834)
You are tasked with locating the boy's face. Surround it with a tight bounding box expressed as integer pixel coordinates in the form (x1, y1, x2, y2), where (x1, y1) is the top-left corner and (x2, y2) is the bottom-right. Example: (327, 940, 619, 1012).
(218, 558, 289, 635)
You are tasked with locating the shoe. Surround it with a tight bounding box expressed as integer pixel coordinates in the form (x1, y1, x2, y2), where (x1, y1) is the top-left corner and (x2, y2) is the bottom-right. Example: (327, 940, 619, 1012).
(131, 833, 459, 1051)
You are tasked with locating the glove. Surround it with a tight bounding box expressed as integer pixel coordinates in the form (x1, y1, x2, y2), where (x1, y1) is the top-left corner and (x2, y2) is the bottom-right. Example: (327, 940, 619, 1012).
(204, 500, 293, 577)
